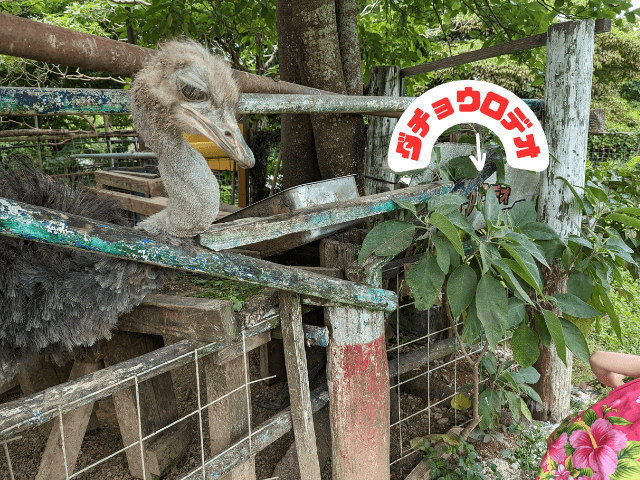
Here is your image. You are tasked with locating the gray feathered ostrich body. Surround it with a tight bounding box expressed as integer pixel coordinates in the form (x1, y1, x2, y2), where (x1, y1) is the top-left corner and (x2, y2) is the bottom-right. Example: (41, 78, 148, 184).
(0, 40, 254, 383)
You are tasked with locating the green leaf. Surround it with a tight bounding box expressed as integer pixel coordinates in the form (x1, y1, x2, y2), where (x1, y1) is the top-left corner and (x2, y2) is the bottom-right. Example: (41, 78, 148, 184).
(518, 366, 541, 384)
(502, 244, 543, 294)
(567, 271, 593, 303)
(519, 383, 542, 404)
(509, 201, 537, 227)
(505, 391, 522, 420)
(447, 264, 478, 317)
(606, 213, 640, 230)
(443, 210, 476, 236)
(430, 212, 465, 256)
(520, 398, 533, 422)
(557, 176, 586, 213)
(452, 392, 472, 411)
(393, 198, 417, 216)
(501, 231, 549, 269)
(582, 408, 598, 427)
(568, 235, 594, 250)
(511, 323, 540, 367)
(508, 297, 525, 328)
(535, 313, 551, 348)
(543, 310, 566, 366)
(558, 319, 591, 365)
(449, 155, 478, 179)
(520, 222, 561, 241)
(614, 206, 640, 217)
(358, 220, 416, 264)
(406, 255, 445, 311)
(432, 235, 450, 273)
(493, 258, 534, 305)
(475, 276, 509, 349)
(428, 193, 467, 213)
(461, 299, 481, 343)
(483, 185, 500, 226)
(552, 293, 603, 319)
(595, 285, 623, 342)
(607, 416, 633, 426)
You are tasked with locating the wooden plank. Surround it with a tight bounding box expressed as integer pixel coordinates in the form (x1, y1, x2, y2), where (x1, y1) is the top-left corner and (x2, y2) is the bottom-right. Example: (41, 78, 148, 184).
(0, 196, 398, 312)
(0, 322, 275, 439)
(117, 294, 235, 343)
(94, 189, 168, 216)
(205, 353, 255, 480)
(211, 331, 271, 365)
(200, 163, 495, 252)
(95, 170, 160, 197)
(400, 18, 611, 77)
(36, 360, 102, 480)
(278, 291, 322, 480)
(104, 332, 190, 479)
(181, 384, 329, 480)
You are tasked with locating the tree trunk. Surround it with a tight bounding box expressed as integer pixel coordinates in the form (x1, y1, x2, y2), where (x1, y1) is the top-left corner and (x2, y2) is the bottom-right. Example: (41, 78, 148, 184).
(277, 0, 322, 190)
(277, 0, 366, 193)
(364, 66, 400, 196)
(533, 19, 595, 422)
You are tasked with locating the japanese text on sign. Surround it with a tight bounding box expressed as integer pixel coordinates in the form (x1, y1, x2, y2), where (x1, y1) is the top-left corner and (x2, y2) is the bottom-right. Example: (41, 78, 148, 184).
(388, 80, 549, 173)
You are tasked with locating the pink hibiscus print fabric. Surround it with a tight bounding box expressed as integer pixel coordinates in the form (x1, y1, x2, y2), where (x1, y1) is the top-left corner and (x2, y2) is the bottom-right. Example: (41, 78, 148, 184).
(536, 377, 640, 480)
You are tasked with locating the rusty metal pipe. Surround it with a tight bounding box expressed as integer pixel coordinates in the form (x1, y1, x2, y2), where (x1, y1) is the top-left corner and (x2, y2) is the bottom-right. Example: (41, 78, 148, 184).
(0, 13, 336, 96)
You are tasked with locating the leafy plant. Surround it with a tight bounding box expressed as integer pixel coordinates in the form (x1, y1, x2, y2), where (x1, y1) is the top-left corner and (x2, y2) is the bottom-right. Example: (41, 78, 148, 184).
(410, 434, 501, 480)
(359, 162, 631, 435)
(189, 277, 264, 311)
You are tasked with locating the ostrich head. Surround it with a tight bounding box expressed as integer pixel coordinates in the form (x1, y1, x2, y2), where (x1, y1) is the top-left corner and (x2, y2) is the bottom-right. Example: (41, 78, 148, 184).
(131, 40, 255, 169)
(131, 40, 255, 237)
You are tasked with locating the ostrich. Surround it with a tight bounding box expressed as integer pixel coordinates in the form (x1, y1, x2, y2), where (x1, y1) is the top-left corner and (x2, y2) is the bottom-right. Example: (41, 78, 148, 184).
(0, 40, 255, 383)
(131, 40, 255, 237)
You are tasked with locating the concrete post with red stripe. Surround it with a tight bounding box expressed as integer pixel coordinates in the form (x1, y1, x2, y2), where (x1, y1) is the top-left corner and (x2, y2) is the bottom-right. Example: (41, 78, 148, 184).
(325, 256, 391, 480)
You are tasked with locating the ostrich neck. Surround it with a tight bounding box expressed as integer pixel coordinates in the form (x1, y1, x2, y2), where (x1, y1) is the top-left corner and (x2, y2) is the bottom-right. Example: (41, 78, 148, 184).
(140, 113, 219, 210)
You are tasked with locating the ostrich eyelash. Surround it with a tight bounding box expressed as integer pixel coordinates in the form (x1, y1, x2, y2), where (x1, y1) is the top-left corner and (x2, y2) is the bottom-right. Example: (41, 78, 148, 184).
(178, 79, 207, 101)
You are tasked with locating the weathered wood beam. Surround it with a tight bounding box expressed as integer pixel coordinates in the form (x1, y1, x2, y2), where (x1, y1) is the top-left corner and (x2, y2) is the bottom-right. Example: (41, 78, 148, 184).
(0, 317, 270, 439)
(0, 88, 413, 116)
(0, 197, 397, 312)
(200, 162, 496, 251)
(278, 291, 322, 480)
(400, 18, 611, 77)
(180, 385, 330, 480)
(116, 294, 235, 343)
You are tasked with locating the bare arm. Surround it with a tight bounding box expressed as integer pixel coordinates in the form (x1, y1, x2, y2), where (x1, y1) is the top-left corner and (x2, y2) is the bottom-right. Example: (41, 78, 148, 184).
(590, 351, 640, 388)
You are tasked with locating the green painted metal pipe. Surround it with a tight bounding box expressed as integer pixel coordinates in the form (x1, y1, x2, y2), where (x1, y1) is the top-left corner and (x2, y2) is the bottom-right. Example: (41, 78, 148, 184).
(0, 87, 414, 116)
(0, 196, 398, 312)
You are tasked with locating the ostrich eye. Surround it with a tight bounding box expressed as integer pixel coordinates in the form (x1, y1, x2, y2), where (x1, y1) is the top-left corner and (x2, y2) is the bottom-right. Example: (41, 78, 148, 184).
(178, 79, 207, 101)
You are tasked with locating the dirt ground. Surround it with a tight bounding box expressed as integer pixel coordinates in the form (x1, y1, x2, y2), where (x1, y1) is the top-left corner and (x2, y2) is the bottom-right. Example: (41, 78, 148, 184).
(0, 273, 531, 480)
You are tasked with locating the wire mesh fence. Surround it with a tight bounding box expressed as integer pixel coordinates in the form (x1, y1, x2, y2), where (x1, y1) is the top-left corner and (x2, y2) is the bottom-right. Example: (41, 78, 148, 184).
(0, 114, 242, 206)
(0, 257, 492, 480)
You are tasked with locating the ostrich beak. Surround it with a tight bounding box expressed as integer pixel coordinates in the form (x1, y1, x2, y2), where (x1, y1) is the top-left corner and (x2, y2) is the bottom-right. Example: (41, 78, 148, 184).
(182, 104, 255, 169)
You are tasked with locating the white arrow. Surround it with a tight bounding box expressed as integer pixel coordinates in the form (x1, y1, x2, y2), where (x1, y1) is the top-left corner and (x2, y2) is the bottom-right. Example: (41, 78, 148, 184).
(469, 132, 486, 170)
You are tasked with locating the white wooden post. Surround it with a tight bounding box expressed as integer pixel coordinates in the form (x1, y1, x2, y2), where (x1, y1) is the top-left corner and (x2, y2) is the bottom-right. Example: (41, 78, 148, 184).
(534, 19, 595, 422)
(364, 66, 400, 196)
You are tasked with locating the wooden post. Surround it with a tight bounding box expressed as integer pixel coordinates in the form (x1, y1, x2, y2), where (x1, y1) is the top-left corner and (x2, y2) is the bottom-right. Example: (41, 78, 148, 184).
(36, 359, 102, 480)
(279, 291, 322, 480)
(325, 255, 390, 480)
(364, 66, 400, 196)
(534, 19, 595, 422)
(205, 353, 255, 480)
(103, 332, 192, 479)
